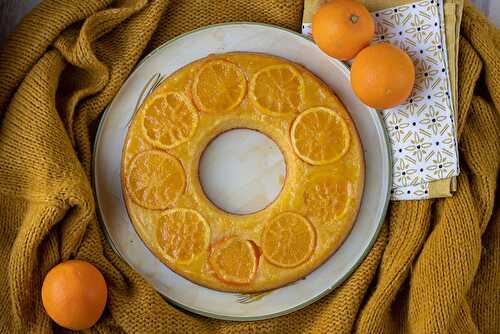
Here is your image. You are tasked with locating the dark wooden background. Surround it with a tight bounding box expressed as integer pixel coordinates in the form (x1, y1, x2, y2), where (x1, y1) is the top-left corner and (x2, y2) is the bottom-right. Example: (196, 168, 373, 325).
(0, 0, 39, 46)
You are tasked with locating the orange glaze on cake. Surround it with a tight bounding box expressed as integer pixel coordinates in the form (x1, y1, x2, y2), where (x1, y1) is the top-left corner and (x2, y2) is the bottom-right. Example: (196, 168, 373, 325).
(122, 52, 364, 292)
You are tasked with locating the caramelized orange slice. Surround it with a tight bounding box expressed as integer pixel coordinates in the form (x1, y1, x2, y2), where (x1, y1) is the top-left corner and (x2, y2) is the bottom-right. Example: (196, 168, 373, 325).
(156, 209, 210, 264)
(192, 59, 247, 113)
(291, 107, 350, 165)
(249, 64, 305, 116)
(261, 212, 316, 268)
(141, 92, 198, 149)
(209, 237, 259, 284)
(303, 173, 353, 222)
(125, 150, 185, 210)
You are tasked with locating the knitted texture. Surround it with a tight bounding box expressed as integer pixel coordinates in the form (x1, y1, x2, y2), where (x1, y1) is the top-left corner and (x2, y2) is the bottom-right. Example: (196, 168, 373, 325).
(0, 0, 498, 333)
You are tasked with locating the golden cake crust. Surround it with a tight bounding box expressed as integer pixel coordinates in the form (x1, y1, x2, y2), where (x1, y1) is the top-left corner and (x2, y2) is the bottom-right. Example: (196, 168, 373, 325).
(121, 52, 364, 292)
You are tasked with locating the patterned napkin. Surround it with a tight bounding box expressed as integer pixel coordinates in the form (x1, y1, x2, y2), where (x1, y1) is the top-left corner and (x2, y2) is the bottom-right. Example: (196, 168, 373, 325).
(301, 0, 461, 200)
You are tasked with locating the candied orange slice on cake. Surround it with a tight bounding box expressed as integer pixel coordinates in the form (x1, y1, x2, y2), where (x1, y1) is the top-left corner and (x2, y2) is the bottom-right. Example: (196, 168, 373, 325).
(141, 92, 198, 149)
(291, 107, 350, 165)
(156, 208, 210, 264)
(125, 150, 185, 210)
(249, 64, 305, 116)
(261, 212, 316, 268)
(191, 59, 247, 113)
(303, 173, 353, 222)
(209, 237, 259, 284)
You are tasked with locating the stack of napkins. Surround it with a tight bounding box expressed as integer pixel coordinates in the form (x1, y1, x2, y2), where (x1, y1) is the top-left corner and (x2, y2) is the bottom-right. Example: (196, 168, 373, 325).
(302, 0, 463, 200)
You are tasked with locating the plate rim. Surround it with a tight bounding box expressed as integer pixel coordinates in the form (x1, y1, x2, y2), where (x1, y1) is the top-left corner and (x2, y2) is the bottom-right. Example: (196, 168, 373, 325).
(92, 22, 392, 322)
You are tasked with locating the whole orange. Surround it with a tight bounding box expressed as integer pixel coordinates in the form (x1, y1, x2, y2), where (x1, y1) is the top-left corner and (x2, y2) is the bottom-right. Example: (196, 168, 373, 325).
(351, 43, 415, 109)
(312, 0, 375, 60)
(41, 260, 108, 330)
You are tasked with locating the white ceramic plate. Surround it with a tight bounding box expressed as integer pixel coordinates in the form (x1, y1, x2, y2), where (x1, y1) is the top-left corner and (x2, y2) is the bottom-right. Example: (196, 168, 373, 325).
(93, 23, 391, 321)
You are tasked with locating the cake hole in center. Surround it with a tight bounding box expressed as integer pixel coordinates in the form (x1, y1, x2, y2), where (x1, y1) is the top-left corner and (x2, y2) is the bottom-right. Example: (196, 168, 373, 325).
(199, 129, 286, 215)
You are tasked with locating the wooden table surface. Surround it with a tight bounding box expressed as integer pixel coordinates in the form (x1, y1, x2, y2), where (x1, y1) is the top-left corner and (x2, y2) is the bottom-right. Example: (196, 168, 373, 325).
(1, 0, 499, 47)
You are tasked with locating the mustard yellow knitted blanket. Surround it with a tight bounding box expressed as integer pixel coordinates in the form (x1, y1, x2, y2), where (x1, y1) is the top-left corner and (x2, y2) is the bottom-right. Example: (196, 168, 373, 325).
(0, 1, 498, 333)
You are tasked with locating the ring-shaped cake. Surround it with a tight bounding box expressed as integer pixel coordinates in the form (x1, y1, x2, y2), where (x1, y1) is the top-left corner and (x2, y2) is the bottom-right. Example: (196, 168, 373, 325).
(121, 52, 364, 292)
